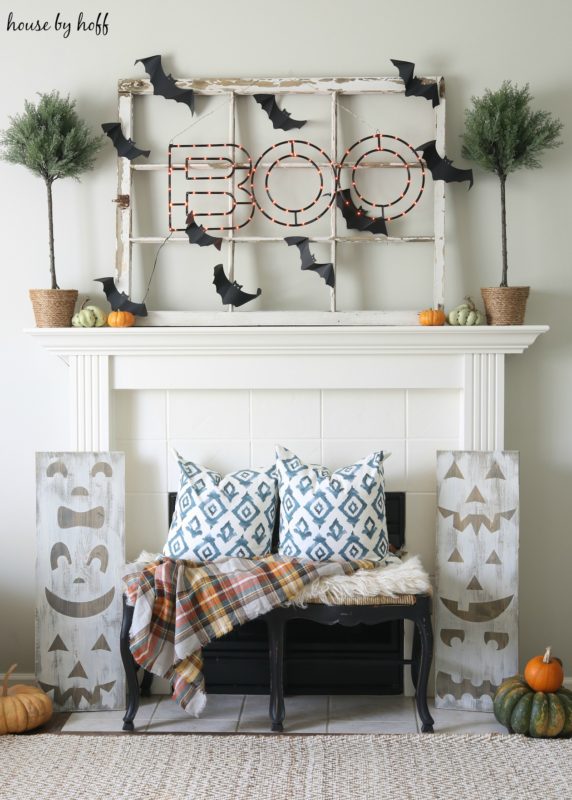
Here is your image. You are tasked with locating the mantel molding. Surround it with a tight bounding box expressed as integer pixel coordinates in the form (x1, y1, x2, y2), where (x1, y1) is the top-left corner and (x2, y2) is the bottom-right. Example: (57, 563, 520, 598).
(27, 325, 548, 359)
(27, 325, 548, 452)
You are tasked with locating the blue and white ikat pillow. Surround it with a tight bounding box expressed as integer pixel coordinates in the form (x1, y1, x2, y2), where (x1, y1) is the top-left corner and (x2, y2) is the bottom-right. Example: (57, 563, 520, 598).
(164, 452, 277, 561)
(276, 446, 388, 562)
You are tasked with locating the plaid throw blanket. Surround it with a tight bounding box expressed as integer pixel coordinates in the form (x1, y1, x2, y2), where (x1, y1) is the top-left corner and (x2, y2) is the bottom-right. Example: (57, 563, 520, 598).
(123, 555, 372, 714)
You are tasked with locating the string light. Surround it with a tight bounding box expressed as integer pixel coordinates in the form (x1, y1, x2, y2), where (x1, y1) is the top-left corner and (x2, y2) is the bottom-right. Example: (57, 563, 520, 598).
(339, 133, 425, 222)
(168, 142, 255, 231)
(252, 139, 335, 226)
(167, 131, 426, 231)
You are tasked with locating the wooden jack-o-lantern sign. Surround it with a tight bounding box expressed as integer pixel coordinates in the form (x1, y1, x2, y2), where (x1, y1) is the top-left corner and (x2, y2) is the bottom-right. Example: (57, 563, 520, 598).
(36, 452, 125, 711)
(435, 451, 519, 711)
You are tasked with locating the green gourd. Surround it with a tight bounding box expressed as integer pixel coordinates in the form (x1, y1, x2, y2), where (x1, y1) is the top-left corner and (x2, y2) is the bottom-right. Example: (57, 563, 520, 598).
(448, 296, 486, 326)
(72, 299, 107, 328)
(493, 676, 572, 737)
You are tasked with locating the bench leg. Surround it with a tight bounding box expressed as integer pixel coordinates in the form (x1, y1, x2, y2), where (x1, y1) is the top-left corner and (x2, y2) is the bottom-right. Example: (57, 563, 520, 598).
(411, 623, 420, 690)
(120, 597, 140, 731)
(140, 670, 154, 698)
(267, 614, 285, 732)
(413, 613, 434, 733)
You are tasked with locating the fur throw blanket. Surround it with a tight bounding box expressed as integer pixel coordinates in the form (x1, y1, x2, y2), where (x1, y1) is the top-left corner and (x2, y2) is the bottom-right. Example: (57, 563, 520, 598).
(287, 554, 431, 605)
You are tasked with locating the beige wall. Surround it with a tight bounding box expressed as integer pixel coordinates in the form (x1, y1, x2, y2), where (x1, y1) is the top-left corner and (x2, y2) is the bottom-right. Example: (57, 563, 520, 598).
(1, 0, 571, 672)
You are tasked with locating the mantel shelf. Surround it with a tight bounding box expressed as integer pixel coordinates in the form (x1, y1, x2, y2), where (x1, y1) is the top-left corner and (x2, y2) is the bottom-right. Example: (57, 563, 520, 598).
(27, 325, 548, 452)
(27, 325, 548, 359)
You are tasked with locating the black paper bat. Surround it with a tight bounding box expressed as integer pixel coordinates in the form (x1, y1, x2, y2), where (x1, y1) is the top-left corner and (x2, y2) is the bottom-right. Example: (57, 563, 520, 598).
(336, 189, 388, 235)
(391, 59, 440, 107)
(213, 264, 261, 307)
(94, 277, 148, 316)
(135, 55, 195, 114)
(253, 94, 306, 131)
(285, 236, 335, 287)
(101, 122, 150, 160)
(416, 140, 474, 188)
(185, 212, 222, 250)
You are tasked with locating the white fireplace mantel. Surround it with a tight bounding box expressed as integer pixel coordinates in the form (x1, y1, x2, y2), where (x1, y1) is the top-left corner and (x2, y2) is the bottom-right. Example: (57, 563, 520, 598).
(28, 325, 548, 452)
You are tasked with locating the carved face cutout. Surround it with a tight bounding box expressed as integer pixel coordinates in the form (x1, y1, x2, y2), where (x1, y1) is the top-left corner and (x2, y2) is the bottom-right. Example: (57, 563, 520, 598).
(436, 451, 519, 709)
(46, 458, 113, 529)
(47, 541, 115, 617)
(42, 634, 117, 708)
(40, 646, 116, 707)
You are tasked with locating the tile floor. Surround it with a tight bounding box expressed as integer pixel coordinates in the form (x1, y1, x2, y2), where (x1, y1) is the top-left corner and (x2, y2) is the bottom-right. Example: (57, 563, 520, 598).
(60, 694, 507, 735)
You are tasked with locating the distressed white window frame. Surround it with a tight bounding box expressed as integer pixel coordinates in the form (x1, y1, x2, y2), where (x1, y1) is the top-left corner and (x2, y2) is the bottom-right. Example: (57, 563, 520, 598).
(115, 75, 445, 326)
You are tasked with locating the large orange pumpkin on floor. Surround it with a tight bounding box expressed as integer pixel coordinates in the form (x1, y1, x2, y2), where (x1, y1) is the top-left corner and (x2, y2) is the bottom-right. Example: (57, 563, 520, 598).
(524, 647, 564, 693)
(0, 664, 53, 734)
(418, 308, 446, 326)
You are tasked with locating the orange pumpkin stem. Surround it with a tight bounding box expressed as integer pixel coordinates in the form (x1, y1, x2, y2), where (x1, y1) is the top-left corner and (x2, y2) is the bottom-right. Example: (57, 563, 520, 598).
(2, 664, 17, 697)
(543, 646, 552, 664)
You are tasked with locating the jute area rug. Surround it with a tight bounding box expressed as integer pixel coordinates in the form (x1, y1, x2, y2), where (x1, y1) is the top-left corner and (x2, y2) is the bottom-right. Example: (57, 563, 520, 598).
(1, 733, 571, 800)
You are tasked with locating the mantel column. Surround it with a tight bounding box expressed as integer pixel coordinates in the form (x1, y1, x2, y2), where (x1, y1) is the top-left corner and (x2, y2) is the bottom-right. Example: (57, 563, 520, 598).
(69, 354, 111, 450)
(462, 353, 505, 449)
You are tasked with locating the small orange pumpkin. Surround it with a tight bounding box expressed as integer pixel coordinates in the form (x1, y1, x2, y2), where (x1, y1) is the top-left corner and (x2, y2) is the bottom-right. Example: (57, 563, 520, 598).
(418, 308, 446, 326)
(524, 647, 564, 693)
(107, 310, 135, 328)
(0, 664, 53, 734)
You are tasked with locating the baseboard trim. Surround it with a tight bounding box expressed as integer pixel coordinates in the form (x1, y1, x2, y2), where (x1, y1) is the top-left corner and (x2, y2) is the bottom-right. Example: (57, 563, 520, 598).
(0, 672, 36, 685)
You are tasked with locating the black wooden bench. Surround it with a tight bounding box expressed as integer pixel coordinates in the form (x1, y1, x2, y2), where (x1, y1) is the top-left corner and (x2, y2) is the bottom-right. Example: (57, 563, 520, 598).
(120, 491, 434, 732)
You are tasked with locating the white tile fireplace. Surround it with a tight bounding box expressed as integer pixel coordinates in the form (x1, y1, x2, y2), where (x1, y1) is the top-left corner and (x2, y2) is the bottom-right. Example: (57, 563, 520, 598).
(30, 324, 546, 568)
(30, 324, 547, 693)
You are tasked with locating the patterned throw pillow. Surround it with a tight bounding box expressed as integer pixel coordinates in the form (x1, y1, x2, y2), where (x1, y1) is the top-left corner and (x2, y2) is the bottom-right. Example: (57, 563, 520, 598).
(276, 446, 388, 562)
(164, 452, 277, 561)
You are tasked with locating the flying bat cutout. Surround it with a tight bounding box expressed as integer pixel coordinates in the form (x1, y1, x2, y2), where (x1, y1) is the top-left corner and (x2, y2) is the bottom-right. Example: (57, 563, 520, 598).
(185, 212, 222, 250)
(253, 94, 306, 131)
(417, 140, 474, 188)
(101, 122, 150, 160)
(336, 189, 387, 235)
(285, 236, 335, 287)
(390, 59, 440, 107)
(94, 278, 148, 317)
(135, 55, 195, 114)
(213, 264, 261, 307)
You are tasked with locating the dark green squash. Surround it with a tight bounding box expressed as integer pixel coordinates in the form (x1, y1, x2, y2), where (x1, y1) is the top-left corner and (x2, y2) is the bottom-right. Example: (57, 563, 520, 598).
(558, 692, 572, 736)
(510, 692, 534, 734)
(493, 676, 570, 737)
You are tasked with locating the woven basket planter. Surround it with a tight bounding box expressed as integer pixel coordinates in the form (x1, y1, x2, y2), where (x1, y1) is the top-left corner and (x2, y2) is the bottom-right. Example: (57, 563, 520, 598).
(29, 289, 78, 327)
(481, 286, 530, 325)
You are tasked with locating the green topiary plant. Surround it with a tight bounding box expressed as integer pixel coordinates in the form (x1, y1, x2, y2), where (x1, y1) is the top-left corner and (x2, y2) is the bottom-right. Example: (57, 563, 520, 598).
(462, 82, 563, 287)
(0, 92, 103, 289)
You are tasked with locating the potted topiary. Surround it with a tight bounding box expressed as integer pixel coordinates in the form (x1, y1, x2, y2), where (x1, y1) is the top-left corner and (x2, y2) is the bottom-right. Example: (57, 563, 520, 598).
(0, 92, 102, 326)
(462, 82, 563, 324)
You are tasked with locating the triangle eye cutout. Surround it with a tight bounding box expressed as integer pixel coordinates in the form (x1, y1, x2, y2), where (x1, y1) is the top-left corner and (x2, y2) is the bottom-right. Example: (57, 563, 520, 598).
(485, 461, 506, 480)
(486, 550, 502, 565)
(448, 548, 463, 563)
(465, 485, 486, 503)
(48, 634, 68, 652)
(92, 634, 111, 652)
(444, 460, 464, 480)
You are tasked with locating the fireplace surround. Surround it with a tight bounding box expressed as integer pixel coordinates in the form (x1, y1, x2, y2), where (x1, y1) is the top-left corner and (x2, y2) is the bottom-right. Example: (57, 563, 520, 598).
(30, 324, 547, 695)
